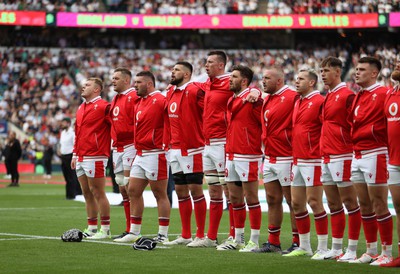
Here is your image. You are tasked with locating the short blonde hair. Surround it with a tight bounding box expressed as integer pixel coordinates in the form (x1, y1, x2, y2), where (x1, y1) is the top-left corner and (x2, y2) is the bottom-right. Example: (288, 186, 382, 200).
(87, 77, 103, 91)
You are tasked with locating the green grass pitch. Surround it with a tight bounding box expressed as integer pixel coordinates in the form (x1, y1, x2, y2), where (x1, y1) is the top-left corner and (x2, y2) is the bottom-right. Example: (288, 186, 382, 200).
(0, 175, 398, 274)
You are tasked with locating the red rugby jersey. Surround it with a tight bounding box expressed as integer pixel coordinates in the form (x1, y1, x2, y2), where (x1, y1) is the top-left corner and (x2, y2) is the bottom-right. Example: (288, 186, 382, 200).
(385, 86, 400, 165)
(165, 82, 205, 156)
(110, 88, 140, 151)
(292, 90, 324, 164)
(74, 96, 111, 161)
(194, 73, 232, 145)
(350, 83, 388, 154)
(320, 82, 355, 160)
(262, 85, 299, 160)
(134, 91, 166, 156)
(226, 88, 263, 160)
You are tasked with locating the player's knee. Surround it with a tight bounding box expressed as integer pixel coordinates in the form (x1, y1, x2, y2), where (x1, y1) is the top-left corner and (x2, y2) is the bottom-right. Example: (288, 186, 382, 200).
(204, 173, 220, 185)
(186, 172, 204, 185)
(123, 177, 129, 186)
(173, 173, 187, 185)
(267, 193, 282, 205)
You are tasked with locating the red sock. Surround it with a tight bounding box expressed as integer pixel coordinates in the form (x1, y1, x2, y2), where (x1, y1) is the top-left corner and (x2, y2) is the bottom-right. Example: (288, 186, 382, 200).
(248, 202, 261, 230)
(100, 216, 110, 226)
(268, 225, 281, 246)
(178, 196, 192, 239)
(295, 211, 310, 234)
(130, 216, 142, 225)
(348, 206, 361, 240)
(331, 207, 345, 238)
(193, 195, 206, 238)
(362, 213, 378, 243)
(292, 229, 299, 245)
(87, 217, 97, 226)
(158, 217, 169, 226)
(123, 199, 130, 232)
(207, 198, 223, 240)
(228, 201, 235, 238)
(233, 203, 246, 229)
(314, 210, 328, 235)
(377, 212, 393, 245)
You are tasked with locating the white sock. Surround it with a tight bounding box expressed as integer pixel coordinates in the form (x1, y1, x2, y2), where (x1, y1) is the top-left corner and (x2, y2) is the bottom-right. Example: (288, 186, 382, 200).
(250, 229, 260, 245)
(88, 225, 97, 231)
(317, 234, 328, 251)
(235, 228, 245, 244)
(381, 244, 392, 257)
(366, 241, 378, 255)
(299, 232, 312, 251)
(332, 237, 343, 251)
(347, 239, 358, 252)
(158, 225, 169, 236)
(131, 224, 141, 235)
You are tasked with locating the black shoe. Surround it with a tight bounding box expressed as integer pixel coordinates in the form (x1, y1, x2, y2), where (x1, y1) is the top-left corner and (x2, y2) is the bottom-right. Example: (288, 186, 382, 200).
(282, 242, 299, 254)
(66, 197, 76, 200)
(252, 242, 282, 253)
(7, 182, 19, 187)
(112, 231, 129, 240)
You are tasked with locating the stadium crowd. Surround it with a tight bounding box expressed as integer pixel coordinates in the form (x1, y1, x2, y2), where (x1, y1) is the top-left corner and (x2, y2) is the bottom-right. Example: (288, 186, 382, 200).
(1, 0, 399, 14)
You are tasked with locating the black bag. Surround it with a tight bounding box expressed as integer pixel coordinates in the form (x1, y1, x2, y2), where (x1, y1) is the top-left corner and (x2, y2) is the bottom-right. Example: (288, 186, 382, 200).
(132, 237, 157, 251)
(61, 229, 83, 242)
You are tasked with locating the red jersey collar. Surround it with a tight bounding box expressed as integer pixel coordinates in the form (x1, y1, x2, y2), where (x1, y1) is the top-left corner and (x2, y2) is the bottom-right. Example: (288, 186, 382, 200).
(360, 83, 382, 92)
(329, 82, 346, 93)
(85, 96, 101, 104)
(175, 81, 190, 91)
(120, 87, 135, 95)
(301, 90, 320, 99)
(272, 85, 289, 96)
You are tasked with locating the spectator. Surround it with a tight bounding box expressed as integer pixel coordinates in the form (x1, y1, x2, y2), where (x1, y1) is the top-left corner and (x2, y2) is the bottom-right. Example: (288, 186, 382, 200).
(4, 131, 22, 187)
(41, 136, 54, 179)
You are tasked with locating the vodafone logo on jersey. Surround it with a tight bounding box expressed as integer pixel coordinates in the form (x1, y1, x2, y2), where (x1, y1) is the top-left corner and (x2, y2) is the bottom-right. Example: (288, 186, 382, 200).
(168, 102, 178, 118)
(263, 110, 269, 122)
(113, 106, 120, 116)
(354, 105, 360, 117)
(136, 111, 142, 121)
(170, 102, 177, 113)
(389, 102, 398, 116)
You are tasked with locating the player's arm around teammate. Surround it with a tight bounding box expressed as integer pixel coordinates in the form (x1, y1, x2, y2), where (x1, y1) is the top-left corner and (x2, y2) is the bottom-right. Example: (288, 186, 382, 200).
(219, 65, 263, 252)
(115, 71, 171, 243)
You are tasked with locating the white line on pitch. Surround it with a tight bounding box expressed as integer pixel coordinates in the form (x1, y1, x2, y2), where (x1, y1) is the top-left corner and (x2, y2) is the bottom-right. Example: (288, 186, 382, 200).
(0, 233, 173, 248)
(0, 207, 83, 211)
